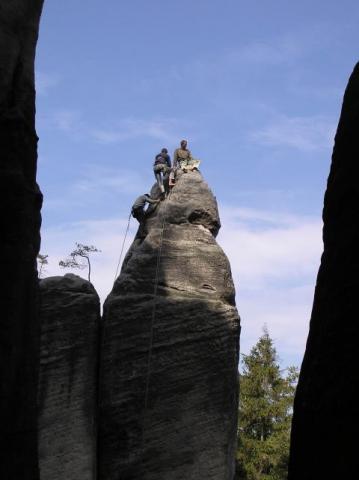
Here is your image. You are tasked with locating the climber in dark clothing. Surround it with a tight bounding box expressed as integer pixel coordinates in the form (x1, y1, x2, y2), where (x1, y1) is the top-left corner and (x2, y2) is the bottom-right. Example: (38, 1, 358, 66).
(155, 148, 171, 168)
(131, 193, 159, 223)
(153, 148, 171, 195)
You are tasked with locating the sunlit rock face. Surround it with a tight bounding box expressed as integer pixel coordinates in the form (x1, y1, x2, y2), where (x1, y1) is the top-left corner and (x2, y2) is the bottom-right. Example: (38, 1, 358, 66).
(38, 274, 100, 480)
(288, 63, 359, 479)
(0, 1, 44, 478)
(99, 171, 240, 480)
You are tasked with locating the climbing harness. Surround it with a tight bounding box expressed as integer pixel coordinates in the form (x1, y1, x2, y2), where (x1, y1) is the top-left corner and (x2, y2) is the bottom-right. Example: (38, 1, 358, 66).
(140, 190, 172, 461)
(113, 212, 132, 282)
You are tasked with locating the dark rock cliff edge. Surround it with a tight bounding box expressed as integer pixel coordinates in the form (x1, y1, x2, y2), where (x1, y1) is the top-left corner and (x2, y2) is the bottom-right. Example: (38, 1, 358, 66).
(0, 1, 44, 478)
(288, 63, 359, 479)
(38, 274, 100, 480)
(99, 171, 241, 480)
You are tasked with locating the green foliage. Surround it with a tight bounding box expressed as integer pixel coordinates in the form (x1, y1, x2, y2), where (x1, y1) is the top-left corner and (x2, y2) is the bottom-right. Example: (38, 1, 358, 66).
(236, 327, 298, 480)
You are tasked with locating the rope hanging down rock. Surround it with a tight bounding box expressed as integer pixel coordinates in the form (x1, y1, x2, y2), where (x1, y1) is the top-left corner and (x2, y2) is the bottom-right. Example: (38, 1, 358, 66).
(113, 212, 132, 282)
(110, 187, 173, 470)
(140, 190, 171, 463)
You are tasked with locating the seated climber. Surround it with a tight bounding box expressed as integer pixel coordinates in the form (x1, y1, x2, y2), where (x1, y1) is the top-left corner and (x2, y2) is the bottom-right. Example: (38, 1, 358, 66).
(153, 148, 171, 196)
(173, 139, 200, 172)
(131, 193, 160, 223)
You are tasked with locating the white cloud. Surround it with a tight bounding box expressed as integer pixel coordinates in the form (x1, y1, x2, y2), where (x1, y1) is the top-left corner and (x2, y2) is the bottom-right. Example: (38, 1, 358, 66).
(228, 39, 301, 66)
(250, 114, 336, 152)
(36, 71, 60, 95)
(237, 284, 314, 367)
(53, 110, 82, 133)
(37, 109, 84, 137)
(41, 166, 150, 213)
(220, 221, 321, 286)
(72, 166, 148, 195)
(91, 118, 183, 145)
(218, 206, 323, 284)
(166, 35, 303, 88)
(38, 111, 187, 146)
(288, 83, 344, 102)
(217, 205, 322, 366)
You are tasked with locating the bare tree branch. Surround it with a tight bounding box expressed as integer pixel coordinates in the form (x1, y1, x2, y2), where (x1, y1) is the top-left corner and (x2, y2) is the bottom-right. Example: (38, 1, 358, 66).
(37, 253, 49, 278)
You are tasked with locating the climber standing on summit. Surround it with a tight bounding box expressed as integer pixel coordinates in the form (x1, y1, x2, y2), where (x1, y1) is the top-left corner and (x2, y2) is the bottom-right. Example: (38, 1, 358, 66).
(173, 140, 200, 172)
(153, 148, 171, 197)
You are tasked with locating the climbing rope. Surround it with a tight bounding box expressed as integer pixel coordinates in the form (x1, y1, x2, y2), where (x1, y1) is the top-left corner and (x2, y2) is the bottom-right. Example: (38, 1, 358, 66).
(113, 212, 132, 282)
(140, 189, 172, 461)
(98, 211, 131, 448)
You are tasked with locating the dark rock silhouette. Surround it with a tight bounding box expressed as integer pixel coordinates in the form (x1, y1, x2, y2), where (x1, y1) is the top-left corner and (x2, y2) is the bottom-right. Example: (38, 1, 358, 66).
(38, 274, 100, 480)
(288, 63, 359, 479)
(0, 1, 44, 478)
(99, 171, 240, 480)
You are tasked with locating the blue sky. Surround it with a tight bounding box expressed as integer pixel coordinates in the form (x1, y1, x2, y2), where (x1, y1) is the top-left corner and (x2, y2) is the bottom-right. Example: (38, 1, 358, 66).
(36, 0, 359, 367)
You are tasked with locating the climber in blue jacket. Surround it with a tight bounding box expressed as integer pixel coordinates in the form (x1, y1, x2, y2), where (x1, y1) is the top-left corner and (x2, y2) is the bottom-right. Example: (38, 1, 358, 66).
(153, 148, 171, 195)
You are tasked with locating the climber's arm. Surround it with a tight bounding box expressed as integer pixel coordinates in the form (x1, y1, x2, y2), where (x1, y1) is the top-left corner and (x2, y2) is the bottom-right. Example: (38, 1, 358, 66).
(173, 149, 178, 168)
(146, 196, 160, 204)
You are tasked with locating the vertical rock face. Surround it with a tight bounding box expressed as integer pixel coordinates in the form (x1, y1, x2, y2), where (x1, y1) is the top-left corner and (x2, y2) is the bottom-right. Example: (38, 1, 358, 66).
(99, 171, 240, 480)
(38, 274, 100, 480)
(0, 1, 44, 478)
(288, 63, 359, 479)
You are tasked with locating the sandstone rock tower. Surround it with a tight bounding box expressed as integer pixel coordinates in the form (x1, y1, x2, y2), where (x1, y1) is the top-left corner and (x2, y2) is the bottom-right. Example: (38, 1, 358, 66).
(99, 171, 240, 480)
(0, 2, 44, 478)
(288, 63, 359, 479)
(38, 274, 100, 480)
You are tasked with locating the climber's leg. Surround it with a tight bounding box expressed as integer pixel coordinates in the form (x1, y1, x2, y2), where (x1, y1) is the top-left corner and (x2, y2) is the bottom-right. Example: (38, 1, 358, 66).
(163, 167, 171, 194)
(132, 207, 145, 223)
(154, 165, 165, 193)
(169, 168, 176, 187)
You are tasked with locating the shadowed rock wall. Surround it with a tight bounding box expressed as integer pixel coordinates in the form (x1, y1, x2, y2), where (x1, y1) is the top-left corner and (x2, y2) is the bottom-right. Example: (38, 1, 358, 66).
(38, 274, 100, 480)
(99, 171, 240, 480)
(0, 1, 44, 478)
(288, 63, 359, 479)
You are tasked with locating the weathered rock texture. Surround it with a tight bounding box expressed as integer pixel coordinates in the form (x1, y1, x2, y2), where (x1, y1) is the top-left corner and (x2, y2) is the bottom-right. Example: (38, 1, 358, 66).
(38, 274, 100, 479)
(0, 1, 44, 478)
(99, 171, 240, 480)
(288, 63, 359, 479)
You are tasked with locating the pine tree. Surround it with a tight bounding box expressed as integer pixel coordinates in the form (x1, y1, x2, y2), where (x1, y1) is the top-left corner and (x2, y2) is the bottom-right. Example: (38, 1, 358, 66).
(236, 327, 298, 480)
(59, 243, 100, 282)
